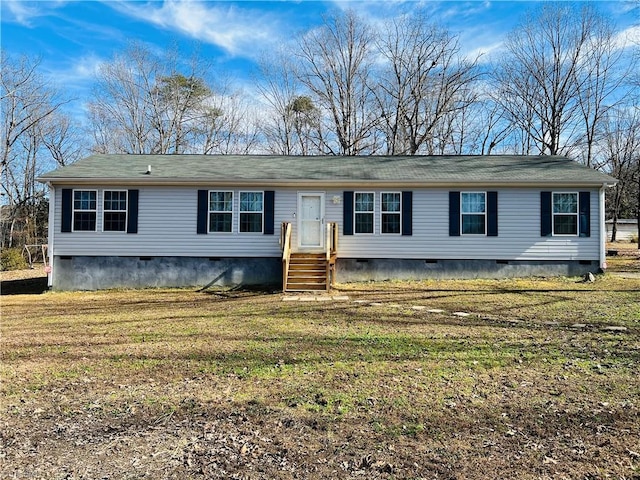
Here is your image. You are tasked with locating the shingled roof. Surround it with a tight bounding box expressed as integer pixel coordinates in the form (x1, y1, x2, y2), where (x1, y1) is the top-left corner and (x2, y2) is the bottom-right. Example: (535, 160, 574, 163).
(38, 154, 616, 187)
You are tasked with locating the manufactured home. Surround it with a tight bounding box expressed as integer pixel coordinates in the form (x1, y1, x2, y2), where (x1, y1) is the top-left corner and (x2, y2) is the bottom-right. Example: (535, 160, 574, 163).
(37, 155, 616, 291)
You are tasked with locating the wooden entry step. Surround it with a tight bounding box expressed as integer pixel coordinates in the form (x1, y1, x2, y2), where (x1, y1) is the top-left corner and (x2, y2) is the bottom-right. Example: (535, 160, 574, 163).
(285, 253, 328, 292)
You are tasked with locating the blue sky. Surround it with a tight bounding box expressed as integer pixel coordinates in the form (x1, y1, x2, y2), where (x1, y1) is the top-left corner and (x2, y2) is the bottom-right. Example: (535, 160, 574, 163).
(2, 0, 638, 111)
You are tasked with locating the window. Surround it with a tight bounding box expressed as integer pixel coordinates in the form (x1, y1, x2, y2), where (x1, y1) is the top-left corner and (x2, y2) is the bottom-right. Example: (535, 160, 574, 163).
(355, 192, 374, 234)
(73, 190, 97, 231)
(62, 189, 137, 234)
(461, 192, 486, 235)
(381, 192, 401, 234)
(553, 192, 578, 235)
(239, 191, 263, 233)
(103, 190, 127, 232)
(209, 191, 233, 233)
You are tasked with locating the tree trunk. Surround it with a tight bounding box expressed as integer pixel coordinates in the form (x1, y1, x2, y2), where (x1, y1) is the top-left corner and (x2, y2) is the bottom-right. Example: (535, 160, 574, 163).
(610, 221, 617, 242)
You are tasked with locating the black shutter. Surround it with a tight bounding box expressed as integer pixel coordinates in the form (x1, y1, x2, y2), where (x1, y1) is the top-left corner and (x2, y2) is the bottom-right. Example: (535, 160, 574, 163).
(343, 191, 354, 235)
(127, 189, 139, 234)
(579, 191, 590, 237)
(264, 190, 275, 235)
(541, 191, 552, 237)
(61, 189, 72, 232)
(197, 190, 208, 234)
(449, 191, 460, 236)
(401, 191, 412, 236)
(487, 191, 498, 237)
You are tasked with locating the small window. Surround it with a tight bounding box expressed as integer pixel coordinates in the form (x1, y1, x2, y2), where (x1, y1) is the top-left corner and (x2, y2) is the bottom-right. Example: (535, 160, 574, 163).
(553, 192, 578, 235)
(103, 190, 127, 232)
(239, 191, 263, 233)
(461, 192, 486, 235)
(355, 192, 374, 234)
(209, 191, 233, 233)
(73, 190, 97, 231)
(381, 192, 401, 234)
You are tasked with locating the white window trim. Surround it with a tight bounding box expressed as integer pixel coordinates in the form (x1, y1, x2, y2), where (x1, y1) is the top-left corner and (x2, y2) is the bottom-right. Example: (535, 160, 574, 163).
(102, 189, 128, 233)
(380, 192, 402, 235)
(239, 190, 264, 234)
(552, 191, 579, 237)
(354, 191, 375, 235)
(460, 191, 487, 236)
(72, 189, 98, 232)
(208, 190, 234, 234)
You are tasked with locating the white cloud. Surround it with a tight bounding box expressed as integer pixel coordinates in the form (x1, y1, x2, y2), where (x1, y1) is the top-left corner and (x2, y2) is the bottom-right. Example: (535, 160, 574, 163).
(2, 0, 69, 26)
(3, 0, 42, 26)
(613, 25, 640, 50)
(465, 42, 504, 64)
(40, 54, 104, 102)
(108, 0, 284, 58)
(324, 0, 508, 60)
(439, 1, 493, 21)
(70, 54, 105, 80)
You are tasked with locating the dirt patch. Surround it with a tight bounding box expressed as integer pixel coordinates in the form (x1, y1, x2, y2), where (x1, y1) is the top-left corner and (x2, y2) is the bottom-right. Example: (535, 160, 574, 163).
(3, 405, 450, 479)
(6, 399, 637, 479)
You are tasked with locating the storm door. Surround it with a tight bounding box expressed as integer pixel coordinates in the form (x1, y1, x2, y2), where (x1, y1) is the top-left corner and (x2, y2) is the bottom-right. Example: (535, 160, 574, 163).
(298, 193, 325, 249)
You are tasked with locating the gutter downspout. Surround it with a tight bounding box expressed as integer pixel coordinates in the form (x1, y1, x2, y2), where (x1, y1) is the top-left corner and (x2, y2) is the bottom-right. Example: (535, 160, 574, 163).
(46, 183, 55, 288)
(599, 183, 606, 271)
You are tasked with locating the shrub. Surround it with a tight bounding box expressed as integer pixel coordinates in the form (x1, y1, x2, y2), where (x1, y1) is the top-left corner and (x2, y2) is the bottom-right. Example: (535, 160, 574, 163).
(0, 248, 28, 271)
(630, 234, 639, 245)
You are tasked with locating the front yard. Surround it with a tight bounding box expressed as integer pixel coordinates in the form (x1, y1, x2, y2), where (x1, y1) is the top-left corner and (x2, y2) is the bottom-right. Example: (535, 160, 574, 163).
(1, 267, 639, 479)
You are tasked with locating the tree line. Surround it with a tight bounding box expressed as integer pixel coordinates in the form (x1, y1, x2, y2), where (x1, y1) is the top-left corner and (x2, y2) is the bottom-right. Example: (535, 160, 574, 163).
(1, 3, 638, 249)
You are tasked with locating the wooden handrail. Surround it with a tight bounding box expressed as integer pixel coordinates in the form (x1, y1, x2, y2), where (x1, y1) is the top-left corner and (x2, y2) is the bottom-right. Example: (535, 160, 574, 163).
(325, 223, 338, 290)
(332, 222, 338, 255)
(326, 223, 331, 262)
(326, 223, 331, 291)
(281, 222, 292, 292)
(282, 222, 292, 260)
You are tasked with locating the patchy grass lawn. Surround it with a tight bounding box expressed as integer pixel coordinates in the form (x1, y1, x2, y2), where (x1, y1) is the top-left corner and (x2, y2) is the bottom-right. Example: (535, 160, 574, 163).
(1, 274, 639, 479)
(607, 241, 640, 273)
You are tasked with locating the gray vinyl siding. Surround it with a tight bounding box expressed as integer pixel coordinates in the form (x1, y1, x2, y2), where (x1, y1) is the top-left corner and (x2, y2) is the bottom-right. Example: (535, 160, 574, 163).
(335, 188, 600, 260)
(54, 186, 294, 257)
(52, 186, 601, 260)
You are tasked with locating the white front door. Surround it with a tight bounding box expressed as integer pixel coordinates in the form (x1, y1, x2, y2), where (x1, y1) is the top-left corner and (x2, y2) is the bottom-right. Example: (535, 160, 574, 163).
(298, 193, 324, 249)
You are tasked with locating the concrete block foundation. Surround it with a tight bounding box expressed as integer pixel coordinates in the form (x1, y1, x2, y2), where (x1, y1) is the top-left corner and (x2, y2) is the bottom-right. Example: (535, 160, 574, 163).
(336, 258, 600, 282)
(52, 256, 281, 291)
(51, 255, 601, 291)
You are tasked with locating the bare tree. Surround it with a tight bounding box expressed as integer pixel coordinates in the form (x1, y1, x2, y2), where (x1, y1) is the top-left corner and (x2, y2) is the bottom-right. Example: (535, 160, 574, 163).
(436, 92, 514, 155)
(631, 3, 640, 247)
(255, 54, 299, 155)
(472, 96, 515, 155)
(197, 89, 261, 155)
(256, 53, 323, 155)
(88, 43, 159, 154)
(1, 54, 67, 180)
(297, 10, 378, 155)
(602, 107, 640, 241)
(1, 53, 74, 248)
(574, 13, 635, 167)
(89, 42, 257, 155)
(494, 3, 623, 157)
(375, 14, 480, 155)
(40, 112, 85, 167)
